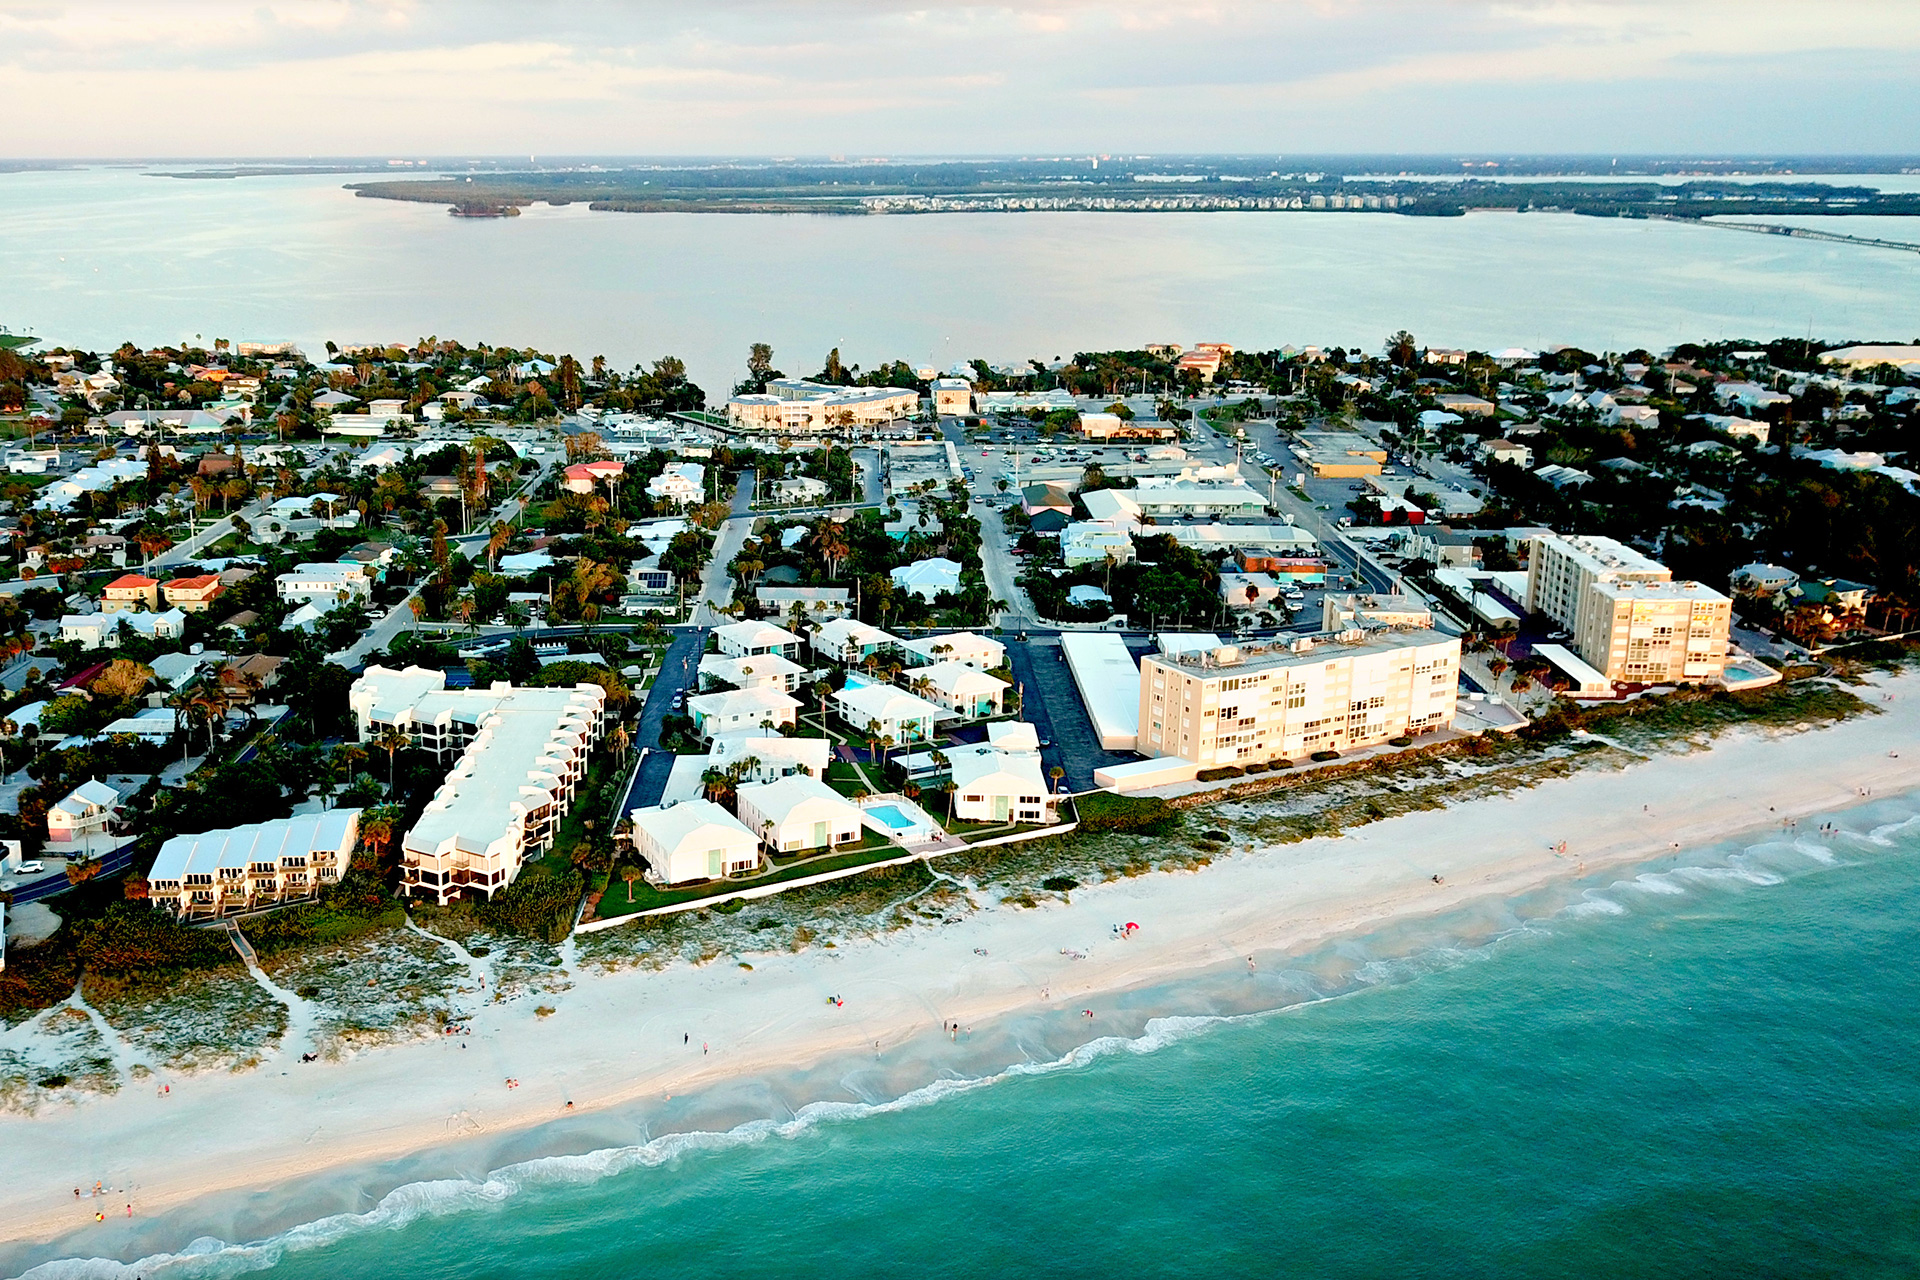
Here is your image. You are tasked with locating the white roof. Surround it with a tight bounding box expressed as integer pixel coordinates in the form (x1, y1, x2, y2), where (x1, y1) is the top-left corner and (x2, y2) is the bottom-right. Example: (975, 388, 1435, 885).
(890, 558, 962, 589)
(834, 681, 956, 725)
(986, 720, 1040, 750)
(899, 631, 1003, 663)
(714, 619, 802, 650)
(629, 799, 755, 856)
(814, 617, 898, 649)
(1058, 632, 1139, 750)
(687, 685, 800, 720)
(948, 744, 1047, 796)
(700, 652, 806, 685)
(735, 774, 863, 827)
(1533, 642, 1613, 692)
(150, 810, 361, 884)
(916, 660, 1008, 697)
(56, 779, 121, 812)
(708, 732, 831, 773)
(1079, 488, 1142, 526)
(1156, 633, 1222, 656)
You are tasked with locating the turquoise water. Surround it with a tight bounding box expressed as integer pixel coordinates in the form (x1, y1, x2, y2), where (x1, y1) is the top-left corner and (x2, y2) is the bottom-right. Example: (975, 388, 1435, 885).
(863, 804, 914, 829)
(15, 801, 1920, 1279)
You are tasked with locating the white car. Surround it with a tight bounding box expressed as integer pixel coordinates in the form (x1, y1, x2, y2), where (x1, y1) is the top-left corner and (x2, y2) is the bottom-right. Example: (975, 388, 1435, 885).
(16, 860, 45, 875)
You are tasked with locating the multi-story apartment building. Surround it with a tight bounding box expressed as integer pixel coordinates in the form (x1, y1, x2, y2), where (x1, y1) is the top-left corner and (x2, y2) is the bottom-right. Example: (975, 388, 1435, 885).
(147, 810, 360, 919)
(726, 380, 919, 434)
(1525, 534, 1732, 685)
(1137, 628, 1461, 768)
(348, 667, 606, 905)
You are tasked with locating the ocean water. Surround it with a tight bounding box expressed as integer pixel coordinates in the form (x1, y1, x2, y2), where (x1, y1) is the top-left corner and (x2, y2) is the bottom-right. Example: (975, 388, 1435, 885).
(3, 167, 1919, 395)
(15, 800, 1920, 1279)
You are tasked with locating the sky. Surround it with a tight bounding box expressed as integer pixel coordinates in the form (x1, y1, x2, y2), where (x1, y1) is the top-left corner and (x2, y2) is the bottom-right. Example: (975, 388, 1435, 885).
(1, 0, 1917, 157)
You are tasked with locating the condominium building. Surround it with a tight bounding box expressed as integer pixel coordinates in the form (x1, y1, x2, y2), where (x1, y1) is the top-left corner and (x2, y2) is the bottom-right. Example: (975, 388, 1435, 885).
(348, 666, 606, 904)
(147, 810, 360, 919)
(1138, 628, 1461, 768)
(1524, 534, 1732, 684)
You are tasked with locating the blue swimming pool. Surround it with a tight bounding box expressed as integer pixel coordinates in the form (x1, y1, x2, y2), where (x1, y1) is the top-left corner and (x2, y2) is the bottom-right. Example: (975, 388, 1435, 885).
(866, 804, 915, 829)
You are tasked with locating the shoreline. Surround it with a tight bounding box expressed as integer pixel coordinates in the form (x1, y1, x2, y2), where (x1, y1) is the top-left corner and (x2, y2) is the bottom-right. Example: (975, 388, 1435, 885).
(5, 673, 1919, 1262)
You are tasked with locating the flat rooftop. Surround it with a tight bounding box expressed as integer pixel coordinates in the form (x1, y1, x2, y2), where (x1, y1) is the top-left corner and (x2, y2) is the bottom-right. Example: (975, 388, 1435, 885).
(1536, 533, 1669, 578)
(1146, 626, 1456, 677)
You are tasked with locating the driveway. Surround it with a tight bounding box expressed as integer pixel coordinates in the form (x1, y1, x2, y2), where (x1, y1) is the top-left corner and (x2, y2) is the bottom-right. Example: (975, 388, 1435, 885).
(629, 626, 707, 807)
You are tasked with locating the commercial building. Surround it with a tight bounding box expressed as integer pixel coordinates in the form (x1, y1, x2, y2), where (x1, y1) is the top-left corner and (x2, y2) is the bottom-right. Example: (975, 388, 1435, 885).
(349, 667, 606, 904)
(1127, 476, 1267, 519)
(1524, 534, 1732, 685)
(147, 810, 360, 919)
(1298, 432, 1387, 478)
(727, 380, 919, 433)
(1138, 628, 1461, 768)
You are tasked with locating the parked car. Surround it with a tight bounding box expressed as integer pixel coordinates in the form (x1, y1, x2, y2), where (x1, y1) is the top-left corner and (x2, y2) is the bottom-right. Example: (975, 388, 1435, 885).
(16, 860, 44, 875)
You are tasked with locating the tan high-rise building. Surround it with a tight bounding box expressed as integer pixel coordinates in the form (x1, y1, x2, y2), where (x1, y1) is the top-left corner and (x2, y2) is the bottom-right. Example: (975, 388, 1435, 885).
(1138, 628, 1461, 768)
(1525, 534, 1732, 685)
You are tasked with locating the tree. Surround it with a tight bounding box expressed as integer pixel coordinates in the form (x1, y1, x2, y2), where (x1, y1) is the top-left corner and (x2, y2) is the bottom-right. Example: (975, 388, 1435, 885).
(374, 724, 411, 788)
(1388, 330, 1418, 367)
(622, 864, 643, 903)
(90, 658, 154, 704)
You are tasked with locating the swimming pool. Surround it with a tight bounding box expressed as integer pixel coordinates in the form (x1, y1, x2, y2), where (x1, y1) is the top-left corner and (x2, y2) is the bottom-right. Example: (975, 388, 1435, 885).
(865, 804, 915, 830)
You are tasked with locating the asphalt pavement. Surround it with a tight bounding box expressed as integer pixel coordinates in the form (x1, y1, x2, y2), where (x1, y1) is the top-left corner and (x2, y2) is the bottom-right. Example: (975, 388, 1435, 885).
(1004, 635, 1134, 791)
(628, 626, 707, 808)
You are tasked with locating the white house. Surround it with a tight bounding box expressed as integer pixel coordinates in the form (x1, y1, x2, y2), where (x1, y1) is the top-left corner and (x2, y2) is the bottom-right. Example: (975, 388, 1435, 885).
(1061, 523, 1135, 568)
(890, 557, 963, 601)
(708, 731, 832, 785)
(757, 586, 853, 622)
(834, 681, 953, 743)
(1479, 438, 1533, 468)
(735, 775, 867, 855)
(47, 779, 121, 843)
(699, 651, 807, 693)
(59, 609, 186, 647)
(686, 686, 799, 739)
(947, 745, 1055, 825)
(899, 631, 1004, 671)
(276, 562, 372, 605)
(714, 620, 803, 660)
(629, 799, 760, 886)
(913, 661, 1008, 718)
(771, 475, 828, 503)
(646, 462, 705, 504)
(811, 617, 899, 665)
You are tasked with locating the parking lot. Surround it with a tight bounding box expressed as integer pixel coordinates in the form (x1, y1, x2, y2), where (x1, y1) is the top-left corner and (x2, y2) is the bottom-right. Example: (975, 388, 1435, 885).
(1004, 634, 1137, 791)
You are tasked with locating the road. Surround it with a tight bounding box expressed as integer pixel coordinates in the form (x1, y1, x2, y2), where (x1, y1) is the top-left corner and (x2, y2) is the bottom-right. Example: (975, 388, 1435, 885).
(691, 473, 755, 625)
(939, 417, 1035, 629)
(627, 626, 708, 808)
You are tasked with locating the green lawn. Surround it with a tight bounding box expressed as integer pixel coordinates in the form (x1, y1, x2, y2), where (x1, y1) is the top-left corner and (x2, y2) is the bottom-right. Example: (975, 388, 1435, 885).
(589, 834, 904, 920)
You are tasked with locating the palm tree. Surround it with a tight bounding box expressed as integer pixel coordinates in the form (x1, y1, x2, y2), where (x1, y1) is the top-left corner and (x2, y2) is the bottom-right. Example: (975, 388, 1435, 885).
(621, 864, 643, 903)
(335, 742, 368, 783)
(374, 724, 411, 788)
(1049, 765, 1066, 794)
(485, 519, 512, 572)
(357, 810, 395, 866)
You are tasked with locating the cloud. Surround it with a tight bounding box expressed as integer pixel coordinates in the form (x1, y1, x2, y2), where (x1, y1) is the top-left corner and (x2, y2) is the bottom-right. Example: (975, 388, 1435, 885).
(0, 1, 1913, 154)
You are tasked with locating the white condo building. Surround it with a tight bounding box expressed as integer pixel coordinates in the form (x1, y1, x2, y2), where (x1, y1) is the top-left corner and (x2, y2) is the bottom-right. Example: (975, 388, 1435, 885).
(349, 667, 606, 904)
(147, 810, 360, 919)
(1138, 629, 1461, 768)
(1524, 534, 1732, 685)
(726, 379, 919, 434)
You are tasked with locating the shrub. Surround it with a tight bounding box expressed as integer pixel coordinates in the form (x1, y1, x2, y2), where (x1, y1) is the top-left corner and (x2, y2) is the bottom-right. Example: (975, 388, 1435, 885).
(1388, 736, 1413, 747)
(1074, 792, 1178, 836)
(477, 866, 583, 944)
(1310, 750, 1340, 762)
(1242, 761, 1271, 774)
(1041, 876, 1079, 893)
(1196, 766, 1246, 782)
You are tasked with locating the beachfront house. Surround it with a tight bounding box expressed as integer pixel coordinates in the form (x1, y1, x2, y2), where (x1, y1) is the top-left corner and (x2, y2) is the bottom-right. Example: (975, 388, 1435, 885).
(913, 661, 1009, 719)
(833, 681, 953, 744)
(629, 799, 761, 886)
(734, 775, 866, 855)
(947, 744, 1056, 825)
(47, 779, 122, 844)
(714, 620, 803, 661)
(707, 732, 832, 785)
(146, 810, 360, 919)
(890, 558, 963, 601)
(686, 686, 800, 740)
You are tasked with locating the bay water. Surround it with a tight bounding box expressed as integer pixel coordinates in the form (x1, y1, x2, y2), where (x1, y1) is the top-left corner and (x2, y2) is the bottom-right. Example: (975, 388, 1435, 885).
(2, 167, 1918, 398)
(14, 798, 1920, 1279)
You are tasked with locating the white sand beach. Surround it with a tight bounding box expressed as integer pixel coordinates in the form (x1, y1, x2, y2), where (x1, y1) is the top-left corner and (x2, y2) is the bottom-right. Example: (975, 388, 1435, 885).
(4, 673, 1918, 1252)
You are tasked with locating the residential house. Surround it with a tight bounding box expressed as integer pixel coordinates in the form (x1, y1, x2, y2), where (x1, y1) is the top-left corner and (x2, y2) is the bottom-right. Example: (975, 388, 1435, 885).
(714, 619, 803, 660)
(218, 653, 285, 703)
(707, 732, 832, 786)
(756, 586, 852, 622)
(1060, 523, 1135, 568)
(833, 680, 953, 744)
(629, 799, 761, 886)
(59, 609, 184, 647)
(161, 573, 225, 613)
(645, 462, 705, 504)
(686, 686, 800, 739)
(947, 744, 1056, 824)
(276, 562, 372, 605)
(890, 557, 963, 601)
(1479, 438, 1533, 468)
(734, 775, 866, 855)
(1434, 393, 1496, 416)
(562, 459, 624, 495)
(1729, 563, 1799, 598)
(47, 779, 122, 844)
(1021, 483, 1074, 520)
(913, 660, 1008, 718)
(1795, 578, 1875, 626)
(101, 573, 160, 614)
(699, 651, 807, 693)
(898, 631, 1004, 671)
(811, 617, 900, 665)
(771, 475, 829, 503)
